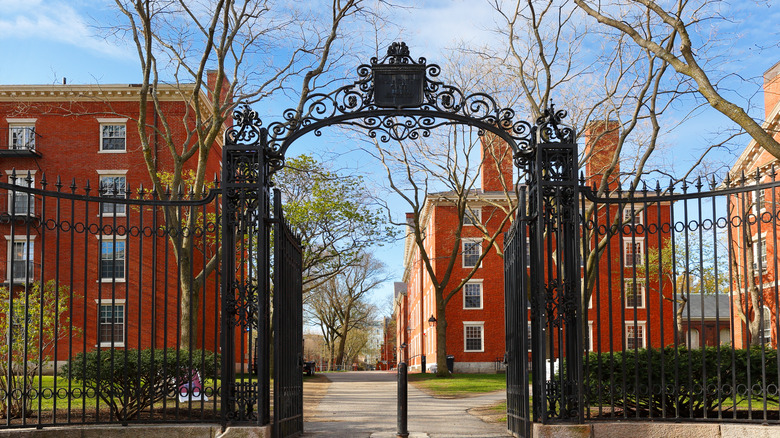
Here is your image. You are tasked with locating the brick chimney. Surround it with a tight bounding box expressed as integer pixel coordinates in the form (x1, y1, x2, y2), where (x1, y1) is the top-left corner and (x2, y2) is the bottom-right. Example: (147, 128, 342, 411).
(764, 61, 780, 119)
(480, 132, 513, 192)
(583, 120, 620, 190)
(207, 69, 232, 105)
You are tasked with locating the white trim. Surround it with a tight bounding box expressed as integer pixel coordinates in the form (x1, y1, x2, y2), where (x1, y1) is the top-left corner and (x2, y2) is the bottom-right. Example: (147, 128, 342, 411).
(94, 299, 127, 304)
(624, 321, 647, 349)
(463, 280, 483, 309)
(97, 236, 127, 283)
(6, 118, 37, 124)
(463, 207, 482, 226)
(96, 169, 129, 175)
(624, 279, 646, 309)
(461, 238, 482, 268)
(98, 120, 127, 153)
(5, 169, 37, 175)
(622, 237, 645, 267)
(588, 322, 594, 351)
(96, 118, 129, 123)
(5, 235, 36, 283)
(463, 321, 485, 352)
(97, 300, 126, 348)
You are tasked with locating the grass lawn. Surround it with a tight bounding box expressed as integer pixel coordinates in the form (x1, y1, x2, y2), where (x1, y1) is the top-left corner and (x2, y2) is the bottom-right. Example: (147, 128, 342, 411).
(407, 373, 506, 398)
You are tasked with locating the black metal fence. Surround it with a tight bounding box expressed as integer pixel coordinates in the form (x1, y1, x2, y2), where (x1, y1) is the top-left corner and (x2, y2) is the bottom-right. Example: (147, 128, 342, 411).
(0, 174, 225, 427)
(578, 172, 780, 423)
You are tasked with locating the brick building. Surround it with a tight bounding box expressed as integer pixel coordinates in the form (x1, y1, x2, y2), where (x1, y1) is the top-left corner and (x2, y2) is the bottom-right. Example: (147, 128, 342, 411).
(0, 79, 225, 364)
(395, 122, 676, 373)
(726, 60, 780, 348)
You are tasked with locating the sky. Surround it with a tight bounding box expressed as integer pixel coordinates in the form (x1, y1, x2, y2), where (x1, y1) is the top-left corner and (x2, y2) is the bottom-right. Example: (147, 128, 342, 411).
(2, 0, 780, 320)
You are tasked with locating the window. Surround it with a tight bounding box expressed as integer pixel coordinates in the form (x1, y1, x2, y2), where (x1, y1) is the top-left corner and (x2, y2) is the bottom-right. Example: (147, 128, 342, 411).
(625, 321, 646, 349)
(464, 322, 484, 352)
(99, 120, 127, 152)
(527, 322, 532, 347)
(463, 282, 482, 309)
(624, 279, 645, 308)
(623, 238, 644, 267)
(762, 306, 772, 344)
(7, 172, 34, 216)
(98, 301, 125, 346)
(687, 329, 700, 349)
(622, 206, 643, 225)
(462, 239, 482, 268)
(588, 322, 594, 351)
(463, 207, 481, 226)
(719, 328, 731, 346)
(100, 238, 126, 281)
(756, 189, 766, 212)
(753, 237, 768, 273)
(9, 125, 35, 150)
(7, 238, 34, 283)
(99, 175, 127, 215)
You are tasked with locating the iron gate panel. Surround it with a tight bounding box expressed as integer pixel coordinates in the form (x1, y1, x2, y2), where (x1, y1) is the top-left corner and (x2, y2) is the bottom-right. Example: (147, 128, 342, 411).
(272, 189, 304, 438)
(504, 199, 531, 438)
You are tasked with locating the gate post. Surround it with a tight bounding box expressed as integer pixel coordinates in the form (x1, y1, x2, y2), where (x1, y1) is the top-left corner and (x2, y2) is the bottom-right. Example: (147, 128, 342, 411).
(221, 105, 271, 424)
(526, 106, 582, 423)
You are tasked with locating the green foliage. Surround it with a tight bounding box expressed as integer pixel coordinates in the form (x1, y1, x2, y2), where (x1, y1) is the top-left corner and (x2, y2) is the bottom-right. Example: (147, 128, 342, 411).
(0, 281, 71, 418)
(61, 348, 220, 421)
(583, 346, 778, 416)
(274, 155, 395, 292)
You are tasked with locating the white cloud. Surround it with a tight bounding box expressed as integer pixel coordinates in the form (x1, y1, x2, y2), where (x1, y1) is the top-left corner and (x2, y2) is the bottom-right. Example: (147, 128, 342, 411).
(0, 0, 127, 58)
(397, 0, 500, 57)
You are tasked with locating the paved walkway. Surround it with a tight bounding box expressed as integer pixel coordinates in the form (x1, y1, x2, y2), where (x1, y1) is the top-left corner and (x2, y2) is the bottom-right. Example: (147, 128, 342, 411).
(304, 371, 512, 438)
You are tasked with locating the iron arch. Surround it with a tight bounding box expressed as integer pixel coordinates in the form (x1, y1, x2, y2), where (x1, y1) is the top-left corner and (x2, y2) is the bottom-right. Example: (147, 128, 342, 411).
(225, 42, 574, 172)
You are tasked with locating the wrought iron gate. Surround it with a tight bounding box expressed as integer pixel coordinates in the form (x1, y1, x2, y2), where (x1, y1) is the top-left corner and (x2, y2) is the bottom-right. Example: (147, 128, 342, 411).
(504, 107, 582, 437)
(504, 212, 531, 438)
(272, 188, 304, 438)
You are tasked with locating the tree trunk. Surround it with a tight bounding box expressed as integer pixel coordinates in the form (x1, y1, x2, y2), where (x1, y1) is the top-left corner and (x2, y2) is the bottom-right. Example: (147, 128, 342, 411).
(435, 302, 449, 377)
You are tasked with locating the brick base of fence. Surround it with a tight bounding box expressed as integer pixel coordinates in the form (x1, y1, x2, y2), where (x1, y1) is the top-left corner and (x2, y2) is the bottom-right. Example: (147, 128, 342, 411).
(0, 425, 272, 438)
(533, 422, 780, 438)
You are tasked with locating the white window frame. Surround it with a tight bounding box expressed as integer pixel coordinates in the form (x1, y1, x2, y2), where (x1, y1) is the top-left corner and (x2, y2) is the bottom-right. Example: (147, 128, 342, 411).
(753, 234, 768, 273)
(98, 236, 127, 282)
(97, 118, 128, 153)
(762, 306, 772, 344)
(625, 321, 646, 349)
(5, 235, 35, 283)
(97, 171, 128, 216)
(623, 237, 645, 268)
(96, 299, 126, 347)
(622, 206, 643, 225)
(6, 170, 35, 216)
(463, 207, 482, 226)
(462, 238, 482, 268)
(463, 280, 483, 309)
(624, 279, 646, 309)
(588, 321, 594, 351)
(463, 321, 484, 352)
(7, 118, 37, 150)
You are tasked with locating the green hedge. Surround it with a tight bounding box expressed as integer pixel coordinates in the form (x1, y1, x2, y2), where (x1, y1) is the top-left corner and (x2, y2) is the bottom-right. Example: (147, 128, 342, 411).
(61, 348, 220, 420)
(583, 346, 779, 417)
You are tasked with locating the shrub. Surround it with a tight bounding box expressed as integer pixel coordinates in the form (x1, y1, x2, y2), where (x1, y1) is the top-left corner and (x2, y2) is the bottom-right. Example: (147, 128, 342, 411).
(61, 348, 220, 420)
(583, 346, 779, 417)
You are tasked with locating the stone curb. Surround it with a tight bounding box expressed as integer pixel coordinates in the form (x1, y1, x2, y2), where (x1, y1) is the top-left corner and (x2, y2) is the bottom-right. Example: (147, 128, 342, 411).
(534, 422, 780, 438)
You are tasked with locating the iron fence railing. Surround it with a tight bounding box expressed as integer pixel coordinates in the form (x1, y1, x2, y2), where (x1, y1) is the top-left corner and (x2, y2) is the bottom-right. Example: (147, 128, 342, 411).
(576, 171, 780, 423)
(0, 178, 227, 428)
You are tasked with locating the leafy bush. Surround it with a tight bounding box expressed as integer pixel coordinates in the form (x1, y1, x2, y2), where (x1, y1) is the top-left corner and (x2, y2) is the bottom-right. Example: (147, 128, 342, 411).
(583, 346, 779, 417)
(61, 348, 220, 420)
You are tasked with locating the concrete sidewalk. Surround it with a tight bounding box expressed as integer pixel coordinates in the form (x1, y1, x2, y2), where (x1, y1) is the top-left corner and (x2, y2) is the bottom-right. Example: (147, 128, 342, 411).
(304, 371, 512, 438)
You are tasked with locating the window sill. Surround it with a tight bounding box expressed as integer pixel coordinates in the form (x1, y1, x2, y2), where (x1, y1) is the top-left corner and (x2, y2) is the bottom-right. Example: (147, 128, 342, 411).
(97, 343, 126, 348)
(464, 349, 484, 353)
(463, 307, 483, 310)
(98, 279, 127, 283)
(98, 150, 127, 154)
(98, 214, 128, 218)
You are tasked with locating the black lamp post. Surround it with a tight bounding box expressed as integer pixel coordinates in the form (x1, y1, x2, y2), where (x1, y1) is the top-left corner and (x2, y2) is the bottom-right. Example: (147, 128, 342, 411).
(428, 315, 437, 327)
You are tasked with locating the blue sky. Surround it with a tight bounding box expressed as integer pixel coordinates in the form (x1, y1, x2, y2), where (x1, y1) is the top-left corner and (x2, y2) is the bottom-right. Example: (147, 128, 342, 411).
(2, 0, 780, 317)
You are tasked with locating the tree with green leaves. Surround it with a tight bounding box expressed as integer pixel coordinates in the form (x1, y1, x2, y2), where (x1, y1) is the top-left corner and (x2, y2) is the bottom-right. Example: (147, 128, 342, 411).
(0, 281, 71, 419)
(274, 154, 394, 299)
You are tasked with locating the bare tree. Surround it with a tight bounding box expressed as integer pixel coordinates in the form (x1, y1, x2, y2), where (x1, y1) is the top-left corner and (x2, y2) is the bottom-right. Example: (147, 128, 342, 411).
(307, 252, 386, 369)
(573, 0, 780, 158)
(112, 0, 367, 348)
